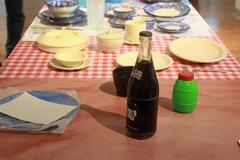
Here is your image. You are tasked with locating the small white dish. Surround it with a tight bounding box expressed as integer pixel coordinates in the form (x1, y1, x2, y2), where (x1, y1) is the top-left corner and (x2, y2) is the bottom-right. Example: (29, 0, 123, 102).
(169, 37, 227, 63)
(50, 58, 90, 71)
(54, 51, 88, 67)
(116, 51, 173, 70)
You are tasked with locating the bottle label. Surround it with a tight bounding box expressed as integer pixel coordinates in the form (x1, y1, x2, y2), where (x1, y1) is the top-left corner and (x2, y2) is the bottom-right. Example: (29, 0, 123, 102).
(132, 69, 142, 80)
(127, 97, 158, 133)
(127, 108, 137, 121)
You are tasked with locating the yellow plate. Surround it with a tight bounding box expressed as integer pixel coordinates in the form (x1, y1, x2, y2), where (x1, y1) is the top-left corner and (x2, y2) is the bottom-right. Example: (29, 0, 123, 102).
(169, 37, 227, 63)
(38, 43, 87, 53)
(116, 51, 173, 70)
(123, 37, 139, 45)
(50, 58, 90, 71)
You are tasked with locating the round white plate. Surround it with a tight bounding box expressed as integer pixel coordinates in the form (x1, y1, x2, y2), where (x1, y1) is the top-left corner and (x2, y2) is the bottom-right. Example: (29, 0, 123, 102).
(116, 51, 173, 70)
(50, 58, 90, 70)
(169, 37, 227, 63)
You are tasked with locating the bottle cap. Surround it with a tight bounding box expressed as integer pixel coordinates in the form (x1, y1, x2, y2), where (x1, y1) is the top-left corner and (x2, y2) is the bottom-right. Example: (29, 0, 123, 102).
(178, 70, 194, 80)
(139, 31, 152, 37)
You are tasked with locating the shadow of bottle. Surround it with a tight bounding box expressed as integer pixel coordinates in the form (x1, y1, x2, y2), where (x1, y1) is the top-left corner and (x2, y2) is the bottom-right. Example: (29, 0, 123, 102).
(81, 104, 127, 136)
(99, 81, 116, 96)
(159, 97, 174, 111)
(81, 96, 174, 139)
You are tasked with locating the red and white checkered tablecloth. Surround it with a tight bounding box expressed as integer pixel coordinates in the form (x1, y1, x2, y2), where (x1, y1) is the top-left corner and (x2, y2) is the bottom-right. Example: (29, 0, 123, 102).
(0, 35, 240, 80)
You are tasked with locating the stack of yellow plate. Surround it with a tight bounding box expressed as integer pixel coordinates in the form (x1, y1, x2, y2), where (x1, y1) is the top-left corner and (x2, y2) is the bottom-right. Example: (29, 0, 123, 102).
(37, 30, 88, 53)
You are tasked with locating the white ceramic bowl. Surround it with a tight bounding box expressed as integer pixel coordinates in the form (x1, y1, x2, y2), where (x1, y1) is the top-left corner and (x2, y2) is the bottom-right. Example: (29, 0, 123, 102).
(46, 0, 79, 17)
(54, 51, 88, 67)
(97, 31, 124, 52)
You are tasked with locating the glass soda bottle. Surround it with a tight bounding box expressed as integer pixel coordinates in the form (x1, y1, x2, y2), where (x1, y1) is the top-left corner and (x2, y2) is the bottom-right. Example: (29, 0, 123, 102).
(126, 31, 159, 139)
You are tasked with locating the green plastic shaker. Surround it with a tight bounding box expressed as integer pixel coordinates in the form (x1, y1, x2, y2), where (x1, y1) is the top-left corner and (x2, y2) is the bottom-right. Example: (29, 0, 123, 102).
(172, 71, 198, 113)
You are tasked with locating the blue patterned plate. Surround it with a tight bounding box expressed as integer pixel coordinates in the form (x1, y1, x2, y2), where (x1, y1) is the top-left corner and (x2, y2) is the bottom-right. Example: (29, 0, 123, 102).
(105, 5, 117, 18)
(0, 90, 79, 133)
(157, 22, 190, 33)
(143, 2, 190, 22)
(38, 9, 87, 25)
(108, 18, 126, 28)
(141, 0, 180, 3)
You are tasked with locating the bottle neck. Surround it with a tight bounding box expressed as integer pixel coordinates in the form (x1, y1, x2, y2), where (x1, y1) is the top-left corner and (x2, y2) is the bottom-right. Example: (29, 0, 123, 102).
(137, 36, 152, 63)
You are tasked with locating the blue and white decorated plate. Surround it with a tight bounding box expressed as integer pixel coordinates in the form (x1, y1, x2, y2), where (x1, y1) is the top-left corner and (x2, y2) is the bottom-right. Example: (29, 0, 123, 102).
(143, 2, 190, 22)
(108, 18, 126, 28)
(141, 0, 180, 3)
(0, 90, 79, 133)
(38, 9, 87, 25)
(157, 22, 190, 33)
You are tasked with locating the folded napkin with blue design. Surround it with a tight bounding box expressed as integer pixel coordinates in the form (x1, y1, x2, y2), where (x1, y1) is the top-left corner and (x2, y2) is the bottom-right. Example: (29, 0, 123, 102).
(0, 88, 80, 134)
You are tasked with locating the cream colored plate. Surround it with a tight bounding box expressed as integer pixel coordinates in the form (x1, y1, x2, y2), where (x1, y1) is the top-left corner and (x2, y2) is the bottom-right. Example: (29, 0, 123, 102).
(116, 51, 173, 70)
(169, 37, 227, 63)
(123, 37, 139, 45)
(38, 43, 87, 53)
(50, 58, 90, 71)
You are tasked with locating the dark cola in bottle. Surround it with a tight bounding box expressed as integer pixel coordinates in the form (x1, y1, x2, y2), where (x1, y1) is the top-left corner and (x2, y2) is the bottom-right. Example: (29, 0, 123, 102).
(126, 31, 159, 139)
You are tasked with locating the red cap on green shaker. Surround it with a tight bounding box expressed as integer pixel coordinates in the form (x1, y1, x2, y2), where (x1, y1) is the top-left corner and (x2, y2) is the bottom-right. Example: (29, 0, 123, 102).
(178, 71, 194, 80)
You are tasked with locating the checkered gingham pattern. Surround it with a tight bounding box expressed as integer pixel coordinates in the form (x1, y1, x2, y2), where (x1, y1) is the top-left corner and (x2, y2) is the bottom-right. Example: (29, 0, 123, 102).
(0, 35, 240, 80)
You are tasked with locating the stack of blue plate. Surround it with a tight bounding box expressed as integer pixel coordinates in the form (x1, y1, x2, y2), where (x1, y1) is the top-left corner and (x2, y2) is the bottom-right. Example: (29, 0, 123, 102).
(0, 90, 80, 133)
(38, 9, 87, 25)
(157, 22, 190, 33)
